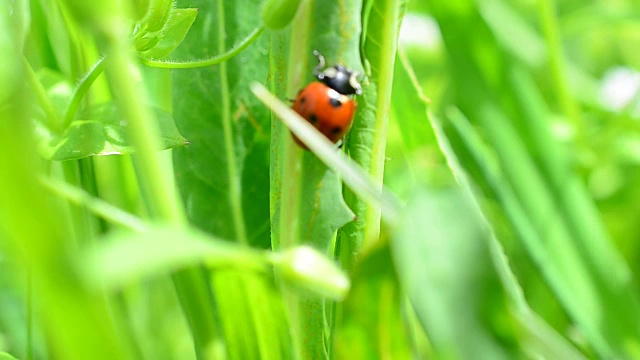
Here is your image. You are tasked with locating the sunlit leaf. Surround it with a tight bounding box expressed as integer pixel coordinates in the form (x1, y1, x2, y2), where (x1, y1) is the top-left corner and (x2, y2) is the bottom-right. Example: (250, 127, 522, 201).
(38, 102, 187, 160)
(0, 352, 18, 360)
(141, 8, 199, 59)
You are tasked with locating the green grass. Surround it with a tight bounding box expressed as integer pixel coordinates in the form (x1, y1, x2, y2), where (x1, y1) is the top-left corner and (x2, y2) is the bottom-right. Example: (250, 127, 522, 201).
(1, 0, 640, 359)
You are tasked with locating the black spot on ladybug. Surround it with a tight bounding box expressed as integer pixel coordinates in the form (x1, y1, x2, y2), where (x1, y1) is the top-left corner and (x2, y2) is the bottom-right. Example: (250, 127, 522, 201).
(331, 126, 342, 134)
(329, 98, 342, 108)
(309, 114, 318, 124)
(300, 96, 306, 104)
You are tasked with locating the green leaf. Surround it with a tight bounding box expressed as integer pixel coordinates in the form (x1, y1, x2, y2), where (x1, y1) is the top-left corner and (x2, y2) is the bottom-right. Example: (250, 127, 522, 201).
(388, 51, 585, 360)
(0, 352, 18, 360)
(332, 242, 412, 359)
(141, 8, 199, 59)
(39, 102, 188, 161)
(260, 0, 302, 30)
(143, 0, 174, 32)
(393, 188, 516, 359)
(171, 0, 288, 358)
(36, 69, 74, 120)
(172, 0, 270, 246)
(386, 51, 451, 195)
(429, 0, 640, 356)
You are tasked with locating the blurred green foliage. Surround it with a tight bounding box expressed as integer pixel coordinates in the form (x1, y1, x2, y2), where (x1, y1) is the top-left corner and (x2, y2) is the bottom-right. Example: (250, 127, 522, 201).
(1, 0, 639, 359)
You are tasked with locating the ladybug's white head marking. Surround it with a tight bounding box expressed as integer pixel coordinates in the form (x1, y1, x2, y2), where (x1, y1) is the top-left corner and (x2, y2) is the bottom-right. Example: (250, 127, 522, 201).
(311, 50, 362, 96)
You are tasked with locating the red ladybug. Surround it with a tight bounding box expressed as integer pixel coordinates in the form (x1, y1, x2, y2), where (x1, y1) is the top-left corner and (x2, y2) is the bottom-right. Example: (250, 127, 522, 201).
(292, 50, 362, 149)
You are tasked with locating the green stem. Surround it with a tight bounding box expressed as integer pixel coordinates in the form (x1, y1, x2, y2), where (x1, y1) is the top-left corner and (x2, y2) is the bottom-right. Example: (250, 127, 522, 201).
(106, 48, 185, 224)
(22, 56, 62, 133)
(217, 0, 248, 245)
(340, 0, 404, 273)
(141, 26, 264, 69)
(63, 56, 106, 128)
(361, 0, 402, 245)
(106, 38, 218, 360)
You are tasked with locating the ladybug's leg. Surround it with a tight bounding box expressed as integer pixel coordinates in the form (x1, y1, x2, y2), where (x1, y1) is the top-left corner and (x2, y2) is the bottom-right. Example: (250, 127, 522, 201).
(349, 72, 363, 95)
(287, 89, 304, 103)
(312, 50, 326, 77)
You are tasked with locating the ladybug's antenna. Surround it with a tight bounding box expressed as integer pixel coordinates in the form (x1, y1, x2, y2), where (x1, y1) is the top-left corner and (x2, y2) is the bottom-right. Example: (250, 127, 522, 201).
(312, 50, 326, 78)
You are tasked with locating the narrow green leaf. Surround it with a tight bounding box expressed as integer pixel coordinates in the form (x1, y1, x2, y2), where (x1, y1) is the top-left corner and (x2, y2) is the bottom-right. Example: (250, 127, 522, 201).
(141, 9, 199, 59)
(429, 1, 640, 357)
(392, 188, 515, 360)
(397, 53, 585, 360)
(83, 226, 269, 288)
(251, 83, 400, 222)
(39, 102, 188, 161)
(478, 0, 546, 67)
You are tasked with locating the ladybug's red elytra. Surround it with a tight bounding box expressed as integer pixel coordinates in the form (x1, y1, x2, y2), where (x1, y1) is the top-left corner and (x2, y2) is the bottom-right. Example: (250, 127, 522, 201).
(291, 50, 362, 149)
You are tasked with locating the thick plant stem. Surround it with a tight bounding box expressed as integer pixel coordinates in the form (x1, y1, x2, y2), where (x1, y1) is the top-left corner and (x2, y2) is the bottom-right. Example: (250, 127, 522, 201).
(105, 40, 218, 359)
(340, 0, 405, 273)
(105, 48, 185, 223)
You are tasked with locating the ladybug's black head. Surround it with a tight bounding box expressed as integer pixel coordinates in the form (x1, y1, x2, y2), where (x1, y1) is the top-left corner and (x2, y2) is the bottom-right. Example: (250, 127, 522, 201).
(312, 50, 362, 96)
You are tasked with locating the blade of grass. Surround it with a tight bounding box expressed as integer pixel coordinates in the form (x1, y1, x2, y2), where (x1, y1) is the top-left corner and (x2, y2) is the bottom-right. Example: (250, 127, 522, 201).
(394, 47, 586, 360)
(251, 82, 401, 223)
(442, 108, 586, 359)
(430, 0, 640, 355)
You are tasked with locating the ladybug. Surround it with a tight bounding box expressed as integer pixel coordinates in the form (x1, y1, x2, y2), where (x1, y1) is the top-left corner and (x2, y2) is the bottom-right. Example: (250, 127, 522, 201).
(291, 50, 362, 149)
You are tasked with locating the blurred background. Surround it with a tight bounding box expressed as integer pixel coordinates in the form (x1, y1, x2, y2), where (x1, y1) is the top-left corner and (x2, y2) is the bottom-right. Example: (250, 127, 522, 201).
(2, 0, 640, 358)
